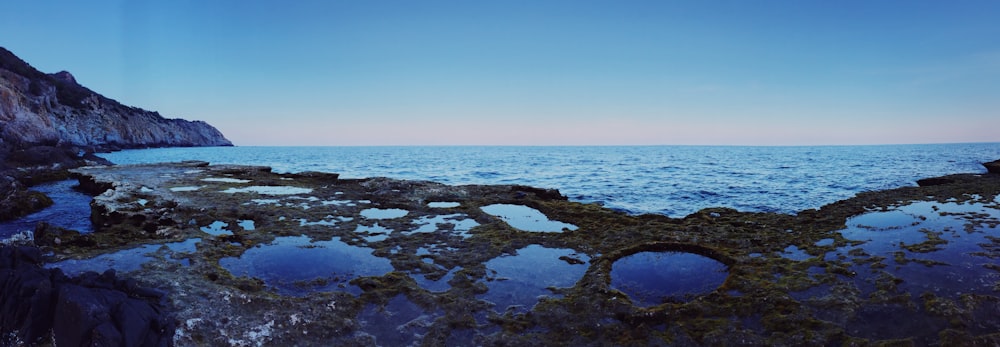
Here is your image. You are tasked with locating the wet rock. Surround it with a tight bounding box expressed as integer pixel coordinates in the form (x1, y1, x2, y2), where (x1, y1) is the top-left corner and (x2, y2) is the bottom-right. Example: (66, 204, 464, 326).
(34, 222, 95, 248)
(0, 176, 53, 221)
(916, 177, 954, 186)
(985, 159, 1000, 174)
(511, 185, 566, 200)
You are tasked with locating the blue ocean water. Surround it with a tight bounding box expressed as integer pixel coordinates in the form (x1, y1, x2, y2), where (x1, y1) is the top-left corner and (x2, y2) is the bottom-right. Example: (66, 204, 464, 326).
(98, 143, 1000, 217)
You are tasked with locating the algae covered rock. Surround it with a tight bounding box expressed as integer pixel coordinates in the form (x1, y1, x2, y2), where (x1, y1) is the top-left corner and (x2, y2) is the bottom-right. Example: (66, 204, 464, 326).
(22, 160, 1000, 345)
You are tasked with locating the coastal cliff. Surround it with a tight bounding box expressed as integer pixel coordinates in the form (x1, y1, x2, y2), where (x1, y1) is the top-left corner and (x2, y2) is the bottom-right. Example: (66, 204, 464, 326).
(0, 47, 232, 220)
(0, 47, 232, 154)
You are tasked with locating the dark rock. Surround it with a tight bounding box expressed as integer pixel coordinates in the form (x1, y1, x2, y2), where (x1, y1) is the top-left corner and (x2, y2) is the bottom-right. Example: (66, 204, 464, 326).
(0, 245, 175, 346)
(114, 299, 164, 346)
(511, 185, 567, 200)
(53, 284, 122, 346)
(0, 184, 53, 221)
(917, 177, 954, 186)
(293, 171, 341, 180)
(985, 159, 1000, 174)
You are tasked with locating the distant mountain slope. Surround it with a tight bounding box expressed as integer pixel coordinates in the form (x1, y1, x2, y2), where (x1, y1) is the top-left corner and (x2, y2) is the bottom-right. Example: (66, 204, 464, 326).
(0, 46, 232, 154)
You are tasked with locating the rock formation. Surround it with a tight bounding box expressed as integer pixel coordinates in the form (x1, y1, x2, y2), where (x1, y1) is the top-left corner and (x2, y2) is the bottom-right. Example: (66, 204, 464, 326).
(0, 246, 174, 346)
(985, 159, 1000, 174)
(0, 47, 232, 154)
(0, 46, 232, 220)
(46, 160, 1000, 346)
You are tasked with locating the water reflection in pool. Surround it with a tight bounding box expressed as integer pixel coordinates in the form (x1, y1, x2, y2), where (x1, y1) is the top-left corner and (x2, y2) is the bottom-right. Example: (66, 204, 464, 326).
(831, 196, 1000, 297)
(219, 235, 393, 296)
(611, 251, 728, 306)
(480, 245, 589, 312)
(480, 204, 578, 232)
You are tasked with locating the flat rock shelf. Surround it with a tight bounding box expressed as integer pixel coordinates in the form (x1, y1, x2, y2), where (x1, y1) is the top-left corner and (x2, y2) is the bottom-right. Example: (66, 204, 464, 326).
(13, 161, 1000, 346)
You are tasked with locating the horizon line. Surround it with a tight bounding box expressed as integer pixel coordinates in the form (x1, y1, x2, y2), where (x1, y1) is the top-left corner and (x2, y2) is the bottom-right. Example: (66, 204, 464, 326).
(216, 141, 1000, 148)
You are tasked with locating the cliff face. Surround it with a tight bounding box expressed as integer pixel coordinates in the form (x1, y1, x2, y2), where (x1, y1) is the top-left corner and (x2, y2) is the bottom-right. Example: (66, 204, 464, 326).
(0, 47, 232, 154)
(0, 47, 232, 221)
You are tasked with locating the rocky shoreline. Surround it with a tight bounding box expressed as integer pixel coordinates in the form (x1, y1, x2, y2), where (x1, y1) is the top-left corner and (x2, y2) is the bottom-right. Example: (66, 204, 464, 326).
(1, 158, 998, 346)
(1, 46, 232, 223)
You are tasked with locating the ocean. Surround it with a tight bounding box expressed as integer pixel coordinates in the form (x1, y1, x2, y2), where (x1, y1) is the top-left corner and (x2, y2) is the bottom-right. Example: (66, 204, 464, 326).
(98, 143, 1000, 217)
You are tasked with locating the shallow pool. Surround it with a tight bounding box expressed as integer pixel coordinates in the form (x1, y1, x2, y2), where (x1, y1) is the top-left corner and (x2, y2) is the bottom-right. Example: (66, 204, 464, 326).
(219, 235, 394, 296)
(610, 251, 729, 306)
(480, 204, 578, 232)
(480, 245, 589, 312)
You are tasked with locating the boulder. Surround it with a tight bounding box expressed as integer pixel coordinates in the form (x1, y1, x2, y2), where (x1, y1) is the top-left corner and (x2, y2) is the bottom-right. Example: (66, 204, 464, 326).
(984, 159, 1000, 174)
(0, 246, 175, 346)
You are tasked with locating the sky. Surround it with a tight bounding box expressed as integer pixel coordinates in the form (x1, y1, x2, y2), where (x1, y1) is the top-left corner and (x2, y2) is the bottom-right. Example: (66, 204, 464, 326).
(2, 1, 999, 146)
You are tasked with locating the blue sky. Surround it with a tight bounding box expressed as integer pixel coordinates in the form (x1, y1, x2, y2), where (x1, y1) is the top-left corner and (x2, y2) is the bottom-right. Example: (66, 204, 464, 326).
(2, 1, 999, 146)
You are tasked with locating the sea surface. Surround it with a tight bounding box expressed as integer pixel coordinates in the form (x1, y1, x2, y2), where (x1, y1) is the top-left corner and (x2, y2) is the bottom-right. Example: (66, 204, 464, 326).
(97, 143, 1000, 217)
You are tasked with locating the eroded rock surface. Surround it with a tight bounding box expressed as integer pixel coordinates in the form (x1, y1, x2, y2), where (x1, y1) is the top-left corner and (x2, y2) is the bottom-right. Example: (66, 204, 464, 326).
(20, 162, 1000, 345)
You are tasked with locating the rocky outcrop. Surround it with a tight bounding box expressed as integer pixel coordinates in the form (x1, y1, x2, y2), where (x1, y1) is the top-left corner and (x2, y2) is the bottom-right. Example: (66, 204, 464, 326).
(0, 246, 174, 346)
(0, 46, 231, 221)
(985, 159, 1000, 174)
(0, 46, 232, 154)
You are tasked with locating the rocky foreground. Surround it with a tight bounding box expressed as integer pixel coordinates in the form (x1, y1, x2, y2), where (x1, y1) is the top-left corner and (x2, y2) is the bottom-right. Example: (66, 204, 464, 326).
(2, 159, 997, 346)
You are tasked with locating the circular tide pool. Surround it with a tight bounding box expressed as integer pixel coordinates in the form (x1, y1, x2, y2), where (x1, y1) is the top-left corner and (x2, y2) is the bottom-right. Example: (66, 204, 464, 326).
(610, 250, 729, 306)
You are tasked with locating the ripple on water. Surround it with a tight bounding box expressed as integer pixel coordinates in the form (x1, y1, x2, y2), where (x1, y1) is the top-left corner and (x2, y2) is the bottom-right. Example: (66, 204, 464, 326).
(480, 245, 590, 312)
(219, 235, 393, 296)
(480, 204, 578, 232)
(611, 251, 728, 306)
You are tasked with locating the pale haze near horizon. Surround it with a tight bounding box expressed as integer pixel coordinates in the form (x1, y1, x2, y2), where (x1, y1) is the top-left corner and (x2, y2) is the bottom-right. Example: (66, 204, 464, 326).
(2, 1, 998, 146)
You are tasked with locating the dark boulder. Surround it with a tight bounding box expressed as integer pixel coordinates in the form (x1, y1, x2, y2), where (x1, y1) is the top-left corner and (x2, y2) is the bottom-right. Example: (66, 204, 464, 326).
(0, 173, 55, 221)
(511, 185, 567, 200)
(0, 246, 175, 346)
(985, 159, 1000, 174)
